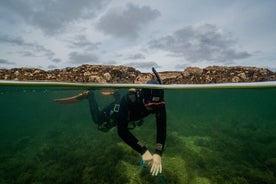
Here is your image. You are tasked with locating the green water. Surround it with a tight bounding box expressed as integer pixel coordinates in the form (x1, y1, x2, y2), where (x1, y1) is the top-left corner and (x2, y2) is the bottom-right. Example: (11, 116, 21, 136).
(0, 85, 275, 184)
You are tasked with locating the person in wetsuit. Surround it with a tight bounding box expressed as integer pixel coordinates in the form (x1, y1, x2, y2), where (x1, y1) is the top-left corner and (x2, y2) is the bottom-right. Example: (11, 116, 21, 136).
(55, 76, 166, 176)
(116, 80, 166, 176)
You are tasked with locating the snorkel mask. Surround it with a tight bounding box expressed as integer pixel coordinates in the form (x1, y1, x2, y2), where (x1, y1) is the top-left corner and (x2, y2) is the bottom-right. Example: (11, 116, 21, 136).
(140, 68, 165, 107)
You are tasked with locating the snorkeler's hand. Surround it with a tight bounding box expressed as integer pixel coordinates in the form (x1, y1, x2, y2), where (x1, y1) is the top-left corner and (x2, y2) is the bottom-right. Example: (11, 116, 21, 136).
(150, 154, 162, 176)
(142, 150, 153, 164)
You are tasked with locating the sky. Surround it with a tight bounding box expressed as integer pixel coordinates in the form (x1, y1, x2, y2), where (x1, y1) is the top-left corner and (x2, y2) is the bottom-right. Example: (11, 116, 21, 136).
(0, 0, 275, 72)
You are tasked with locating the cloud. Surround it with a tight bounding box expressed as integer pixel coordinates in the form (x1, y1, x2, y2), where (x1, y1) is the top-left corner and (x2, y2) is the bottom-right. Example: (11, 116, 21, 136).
(96, 3, 161, 39)
(148, 24, 251, 63)
(0, 0, 110, 35)
(0, 58, 15, 65)
(0, 34, 56, 60)
(125, 61, 160, 69)
(0, 34, 25, 45)
(52, 58, 61, 63)
(126, 53, 146, 60)
(174, 64, 189, 70)
(68, 52, 98, 64)
(69, 35, 101, 50)
(47, 64, 57, 70)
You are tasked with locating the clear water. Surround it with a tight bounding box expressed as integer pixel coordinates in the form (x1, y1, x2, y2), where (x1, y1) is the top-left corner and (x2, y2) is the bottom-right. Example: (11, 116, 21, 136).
(0, 84, 275, 184)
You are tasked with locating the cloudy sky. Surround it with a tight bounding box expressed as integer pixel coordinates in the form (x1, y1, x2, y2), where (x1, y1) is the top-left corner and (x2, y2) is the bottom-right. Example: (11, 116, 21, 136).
(0, 0, 275, 72)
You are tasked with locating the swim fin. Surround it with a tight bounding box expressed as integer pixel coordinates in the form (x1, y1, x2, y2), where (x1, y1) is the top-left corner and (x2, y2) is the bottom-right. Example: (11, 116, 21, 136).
(54, 91, 90, 104)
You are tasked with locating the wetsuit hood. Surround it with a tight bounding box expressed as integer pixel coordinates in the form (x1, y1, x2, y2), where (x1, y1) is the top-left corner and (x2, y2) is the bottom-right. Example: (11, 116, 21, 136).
(140, 80, 165, 106)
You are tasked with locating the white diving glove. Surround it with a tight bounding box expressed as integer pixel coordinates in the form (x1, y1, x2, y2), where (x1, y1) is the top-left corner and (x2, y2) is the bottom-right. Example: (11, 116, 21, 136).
(150, 154, 162, 176)
(142, 150, 153, 163)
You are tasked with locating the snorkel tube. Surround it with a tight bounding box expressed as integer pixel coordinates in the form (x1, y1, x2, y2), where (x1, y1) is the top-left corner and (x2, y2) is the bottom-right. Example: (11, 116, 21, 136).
(152, 67, 162, 84)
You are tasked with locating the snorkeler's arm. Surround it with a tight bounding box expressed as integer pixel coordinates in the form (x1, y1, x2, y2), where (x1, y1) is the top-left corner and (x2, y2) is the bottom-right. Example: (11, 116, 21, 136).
(147, 105, 166, 176)
(117, 98, 148, 155)
(54, 91, 90, 104)
(155, 104, 167, 156)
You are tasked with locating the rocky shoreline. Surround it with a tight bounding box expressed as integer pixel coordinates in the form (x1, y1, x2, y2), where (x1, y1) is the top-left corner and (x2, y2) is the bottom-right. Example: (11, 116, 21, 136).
(0, 64, 275, 84)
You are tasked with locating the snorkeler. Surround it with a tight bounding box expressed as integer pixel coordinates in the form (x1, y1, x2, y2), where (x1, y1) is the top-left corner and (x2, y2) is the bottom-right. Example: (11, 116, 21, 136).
(54, 67, 167, 176)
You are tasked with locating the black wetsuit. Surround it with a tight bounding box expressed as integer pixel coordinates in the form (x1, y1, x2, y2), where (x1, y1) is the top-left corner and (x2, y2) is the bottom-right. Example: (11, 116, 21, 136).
(87, 90, 167, 155)
(117, 94, 167, 156)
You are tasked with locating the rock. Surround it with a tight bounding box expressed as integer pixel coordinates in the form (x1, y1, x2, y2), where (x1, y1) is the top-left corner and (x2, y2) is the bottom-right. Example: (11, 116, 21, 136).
(103, 72, 111, 81)
(15, 71, 20, 77)
(183, 67, 203, 77)
(0, 64, 275, 84)
(232, 76, 240, 83)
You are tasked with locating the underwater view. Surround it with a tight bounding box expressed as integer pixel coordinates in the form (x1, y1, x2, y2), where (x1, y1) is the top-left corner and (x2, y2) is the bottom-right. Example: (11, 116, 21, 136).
(0, 82, 276, 184)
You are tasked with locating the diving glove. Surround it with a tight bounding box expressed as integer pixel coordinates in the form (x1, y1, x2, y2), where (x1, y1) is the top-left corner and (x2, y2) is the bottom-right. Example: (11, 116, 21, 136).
(150, 154, 162, 176)
(142, 150, 153, 163)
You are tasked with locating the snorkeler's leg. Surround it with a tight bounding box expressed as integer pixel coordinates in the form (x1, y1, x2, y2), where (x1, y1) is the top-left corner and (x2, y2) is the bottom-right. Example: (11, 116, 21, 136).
(87, 90, 101, 124)
(113, 90, 121, 101)
(87, 90, 119, 132)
